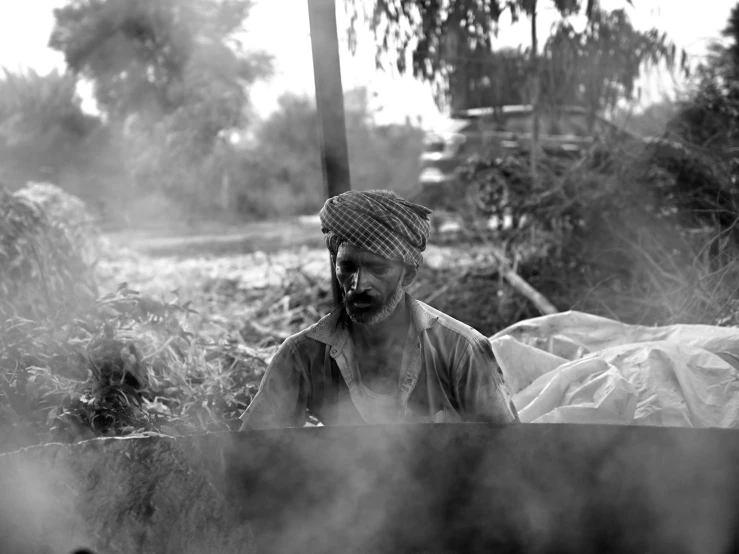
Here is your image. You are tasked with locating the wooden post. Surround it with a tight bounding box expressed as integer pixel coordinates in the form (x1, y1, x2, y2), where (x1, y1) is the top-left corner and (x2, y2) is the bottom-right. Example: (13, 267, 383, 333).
(307, 0, 352, 307)
(529, 0, 540, 187)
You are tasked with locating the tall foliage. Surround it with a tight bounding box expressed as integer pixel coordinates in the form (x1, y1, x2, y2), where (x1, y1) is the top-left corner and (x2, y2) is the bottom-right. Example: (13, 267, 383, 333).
(48, 0, 273, 219)
(344, 0, 675, 181)
(49, 0, 272, 126)
(542, 9, 682, 127)
(0, 69, 107, 195)
(345, 1, 616, 108)
(238, 90, 423, 217)
(423, 9, 680, 120)
(671, 3, 739, 152)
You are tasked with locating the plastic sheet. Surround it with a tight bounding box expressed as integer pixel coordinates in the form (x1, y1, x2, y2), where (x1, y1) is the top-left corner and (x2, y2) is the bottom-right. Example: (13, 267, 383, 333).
(490, 311, 739, 428)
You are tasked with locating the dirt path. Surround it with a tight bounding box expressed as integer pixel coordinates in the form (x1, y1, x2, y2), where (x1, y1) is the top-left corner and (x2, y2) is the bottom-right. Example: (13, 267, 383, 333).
(105, 216, 324, 257)
(106, 217, 323, 257)
(99, 216, 490, 300)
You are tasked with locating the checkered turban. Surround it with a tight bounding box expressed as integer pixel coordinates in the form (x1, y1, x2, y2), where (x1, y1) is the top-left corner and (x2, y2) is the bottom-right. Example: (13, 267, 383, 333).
(320, 190, 433, 267)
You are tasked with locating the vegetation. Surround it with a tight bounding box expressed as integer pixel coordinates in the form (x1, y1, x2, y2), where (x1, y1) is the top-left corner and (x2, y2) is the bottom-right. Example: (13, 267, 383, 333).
(238, 91, 424, 217)
(444, 137, 738, 327)
(346, 0, 686, 182)
(349, 2, 679, 111)
(1, 0, 739, 452)
(0, 183, 315, 452)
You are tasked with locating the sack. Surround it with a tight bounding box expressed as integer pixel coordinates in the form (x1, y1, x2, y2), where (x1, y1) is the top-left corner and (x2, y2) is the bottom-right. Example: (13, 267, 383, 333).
(490, 311, 739, 428)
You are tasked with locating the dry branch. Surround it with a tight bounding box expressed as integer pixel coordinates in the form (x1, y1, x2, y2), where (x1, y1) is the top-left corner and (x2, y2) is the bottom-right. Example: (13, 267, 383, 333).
(488, 247, 558, 316)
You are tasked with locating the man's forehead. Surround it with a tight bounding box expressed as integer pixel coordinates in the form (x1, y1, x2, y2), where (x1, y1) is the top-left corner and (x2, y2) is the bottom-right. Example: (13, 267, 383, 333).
(336, 242, 397, 265)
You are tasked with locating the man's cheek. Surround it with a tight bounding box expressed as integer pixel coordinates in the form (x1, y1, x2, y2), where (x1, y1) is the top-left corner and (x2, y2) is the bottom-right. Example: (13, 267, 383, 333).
(335, 272, 349, 288)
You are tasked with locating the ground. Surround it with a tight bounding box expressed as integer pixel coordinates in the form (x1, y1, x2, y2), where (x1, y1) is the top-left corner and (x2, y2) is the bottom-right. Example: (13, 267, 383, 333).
(98, 217, 521, 344)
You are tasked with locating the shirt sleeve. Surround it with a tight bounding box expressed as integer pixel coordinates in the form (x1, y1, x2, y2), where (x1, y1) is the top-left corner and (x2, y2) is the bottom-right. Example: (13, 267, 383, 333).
(239, 338, 309, 430)
(453, 337, 519, 424)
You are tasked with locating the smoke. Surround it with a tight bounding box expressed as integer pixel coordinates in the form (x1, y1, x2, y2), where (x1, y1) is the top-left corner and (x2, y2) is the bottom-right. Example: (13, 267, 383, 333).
(0, 446, 94, 554)
(225, 423, 739, 554)
(0, 433, 248, 554)
(1, 424, 739, 554)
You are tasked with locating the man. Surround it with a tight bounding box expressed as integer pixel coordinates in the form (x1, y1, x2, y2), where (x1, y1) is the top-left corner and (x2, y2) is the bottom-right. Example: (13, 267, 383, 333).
(239, 190, 518, 429)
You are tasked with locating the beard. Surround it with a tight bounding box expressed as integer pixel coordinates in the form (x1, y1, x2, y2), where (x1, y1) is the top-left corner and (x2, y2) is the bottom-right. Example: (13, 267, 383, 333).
(345, 275, 405, 326)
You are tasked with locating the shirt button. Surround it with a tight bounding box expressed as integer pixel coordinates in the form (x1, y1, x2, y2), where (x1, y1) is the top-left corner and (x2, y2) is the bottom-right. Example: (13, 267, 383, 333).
(331, 349, 338, 355)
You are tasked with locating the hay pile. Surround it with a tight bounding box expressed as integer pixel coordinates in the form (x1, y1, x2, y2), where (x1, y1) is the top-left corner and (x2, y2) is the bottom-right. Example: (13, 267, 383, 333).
(0, 183, 98, 320)
(13, 181, 103, 267)
(0, 183, 270, 452)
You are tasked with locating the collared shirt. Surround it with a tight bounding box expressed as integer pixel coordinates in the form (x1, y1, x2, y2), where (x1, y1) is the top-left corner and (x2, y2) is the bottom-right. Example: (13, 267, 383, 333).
(239, 294, 519, 429)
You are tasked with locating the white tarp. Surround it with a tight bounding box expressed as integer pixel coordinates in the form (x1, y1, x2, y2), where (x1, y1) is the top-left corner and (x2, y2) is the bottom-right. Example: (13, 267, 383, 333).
(490, 311, 739, 428)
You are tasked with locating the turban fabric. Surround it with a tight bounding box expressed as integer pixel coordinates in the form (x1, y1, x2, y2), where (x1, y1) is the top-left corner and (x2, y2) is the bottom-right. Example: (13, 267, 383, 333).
(320, 191, 433, 267)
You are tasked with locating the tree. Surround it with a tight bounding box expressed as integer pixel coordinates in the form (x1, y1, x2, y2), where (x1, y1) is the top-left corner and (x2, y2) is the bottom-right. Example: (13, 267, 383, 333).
(0, 69, 103, 192)
(444, 46, 529, 109)
(345, 0, 593, 179)
(433, 8, 679, 125)
(345, 0, 675, 181)
(48, 0, 273, 219)
(670, 2, 739, 160)
(238, 89, 424, 217)
(542, 8, 681, 130)
(722, 1, 739, 72)
(49, 0, 271, 126)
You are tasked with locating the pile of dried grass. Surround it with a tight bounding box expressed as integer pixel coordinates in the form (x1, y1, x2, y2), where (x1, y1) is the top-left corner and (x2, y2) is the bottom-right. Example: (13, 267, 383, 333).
(13, 181, 104, 267)
(236, 267, 333, 346)
(0, 184, 273, 452)
(0, 183, 98, 321)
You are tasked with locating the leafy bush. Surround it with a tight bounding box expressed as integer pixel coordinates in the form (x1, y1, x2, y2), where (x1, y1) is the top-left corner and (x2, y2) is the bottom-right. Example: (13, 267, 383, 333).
(448, 135, 739, 327)
(668, 7, 739, 179)
(0, 188, 275, 453)
(236, 91, 424, 217)
(0, 69, 112, 196)
(0, 282, 267, 453)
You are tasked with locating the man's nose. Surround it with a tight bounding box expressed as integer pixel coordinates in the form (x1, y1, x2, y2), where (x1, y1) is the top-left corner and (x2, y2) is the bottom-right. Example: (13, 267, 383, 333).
(351, 267, 371, 292)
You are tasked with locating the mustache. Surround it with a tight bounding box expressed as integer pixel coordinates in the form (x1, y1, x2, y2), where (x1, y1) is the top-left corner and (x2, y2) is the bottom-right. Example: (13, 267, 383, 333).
(345, 292, 376, 304)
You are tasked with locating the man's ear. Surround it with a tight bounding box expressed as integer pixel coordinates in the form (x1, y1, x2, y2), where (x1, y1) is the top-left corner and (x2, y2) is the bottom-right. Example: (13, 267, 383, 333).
(402, 265, 417, 287)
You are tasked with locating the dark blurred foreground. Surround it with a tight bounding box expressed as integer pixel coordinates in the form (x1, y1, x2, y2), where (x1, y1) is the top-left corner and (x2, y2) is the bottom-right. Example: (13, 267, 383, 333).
(2, 424, 739, 554)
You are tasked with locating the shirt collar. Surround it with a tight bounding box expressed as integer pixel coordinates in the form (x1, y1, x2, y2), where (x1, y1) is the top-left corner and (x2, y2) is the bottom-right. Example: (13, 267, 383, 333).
(305, 293, 439, 348)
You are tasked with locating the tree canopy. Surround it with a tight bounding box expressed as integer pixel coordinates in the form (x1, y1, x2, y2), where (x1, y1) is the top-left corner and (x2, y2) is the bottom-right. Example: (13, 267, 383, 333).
(49, 0, 272, 136)
(345, 0, 680, 118)
(670, 2, 739, 152)
(346, 0, 593, 76)
(45, 0, 274, 216)
(541, 9, 681, 117)
(0, 69, 103, 188)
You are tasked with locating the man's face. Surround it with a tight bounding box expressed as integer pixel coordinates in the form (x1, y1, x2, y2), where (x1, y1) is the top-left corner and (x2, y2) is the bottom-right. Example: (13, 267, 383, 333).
(334, 243, 409, 325)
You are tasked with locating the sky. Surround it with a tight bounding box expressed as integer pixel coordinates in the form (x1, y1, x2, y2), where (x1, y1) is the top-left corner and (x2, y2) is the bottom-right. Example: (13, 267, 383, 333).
(0, 0, 736, 126)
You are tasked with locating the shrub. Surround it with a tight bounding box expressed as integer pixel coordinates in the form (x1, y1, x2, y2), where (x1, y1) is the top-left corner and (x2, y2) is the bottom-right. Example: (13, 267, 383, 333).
(235, 91, 424, 218)
(450, 135, 739, 327)
(0, 282, 266, 452)
(0, 186, 270, 452)
(0, 184, 97, 321)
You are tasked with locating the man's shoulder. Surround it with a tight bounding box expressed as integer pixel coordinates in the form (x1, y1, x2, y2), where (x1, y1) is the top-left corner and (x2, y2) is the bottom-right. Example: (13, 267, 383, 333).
(410, 297, 489, 347)
(287, 305, 344, 348)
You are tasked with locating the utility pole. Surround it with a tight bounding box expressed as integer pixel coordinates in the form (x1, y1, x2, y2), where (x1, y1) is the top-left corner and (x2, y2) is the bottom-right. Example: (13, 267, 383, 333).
(529, 0, 540, 187)
(307, 0, 352, 307)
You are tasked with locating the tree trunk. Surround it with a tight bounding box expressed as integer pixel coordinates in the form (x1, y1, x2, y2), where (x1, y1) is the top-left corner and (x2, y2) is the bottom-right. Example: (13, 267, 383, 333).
(220, 171, 231, 213)
(530, 1, 540, 186)
(307, 0, 353, 308)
